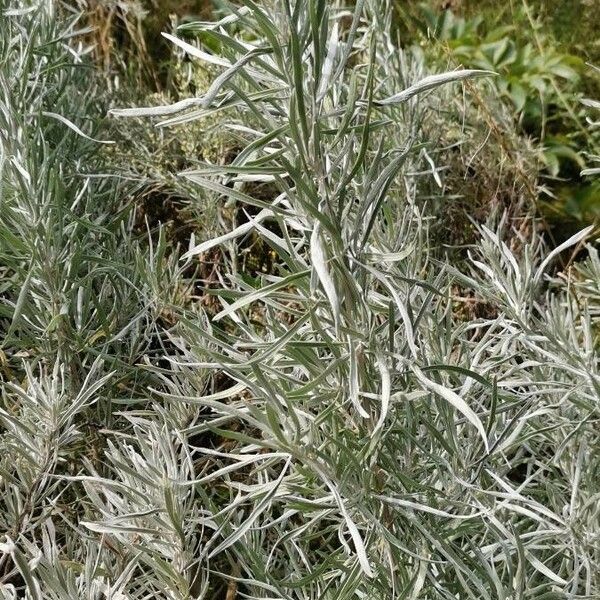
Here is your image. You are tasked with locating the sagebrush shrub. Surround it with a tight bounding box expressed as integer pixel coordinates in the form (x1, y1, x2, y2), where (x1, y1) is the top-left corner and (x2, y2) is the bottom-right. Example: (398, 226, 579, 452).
(1, 1, 598, 599)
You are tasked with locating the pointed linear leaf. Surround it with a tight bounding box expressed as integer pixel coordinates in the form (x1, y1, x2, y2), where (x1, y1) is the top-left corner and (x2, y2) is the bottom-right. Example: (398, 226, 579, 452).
(207, 457, 291, 559)
(110, 97, 203, 118)
(181, 208, 274, 261)
(177, 6, 251, 32)
(212, 270, 309, 322)
(42, 111, 114, 144)
(162, 32, 232, 67)
(581, 98, 600, 110)
(310, 223, 340, 329)
(413, 366, 489, 452)
(349, 339, 369, 418)
(375, 70, 495, 106)
(534, 225, 594, 283)
(581, 167, 600, 176)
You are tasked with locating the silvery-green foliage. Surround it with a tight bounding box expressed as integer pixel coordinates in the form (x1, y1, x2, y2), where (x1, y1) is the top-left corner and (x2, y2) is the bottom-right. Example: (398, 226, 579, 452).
(108, 0, 599, 598)
(2, 1, 599, 599)
(0, 0, 184, 595)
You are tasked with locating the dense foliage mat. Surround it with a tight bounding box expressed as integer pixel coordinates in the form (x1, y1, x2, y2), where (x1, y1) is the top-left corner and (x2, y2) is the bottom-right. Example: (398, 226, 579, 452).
(1, 1, 599, 599)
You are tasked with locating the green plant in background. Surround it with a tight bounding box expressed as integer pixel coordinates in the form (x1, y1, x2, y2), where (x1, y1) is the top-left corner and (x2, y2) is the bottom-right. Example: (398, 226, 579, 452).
(565, 91, 600, 222)
(416, 3, 584, 173)
(419, 4, 582, 118)
(411, 1, 600, 229)
(79, 0, 213, 89)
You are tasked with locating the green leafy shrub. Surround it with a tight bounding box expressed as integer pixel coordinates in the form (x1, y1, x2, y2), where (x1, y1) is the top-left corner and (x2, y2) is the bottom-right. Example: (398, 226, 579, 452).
(416, 3, 589, 176)
(419, 4, 582, 118)
(408, 1, 600, 230)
